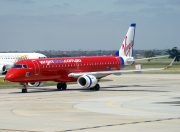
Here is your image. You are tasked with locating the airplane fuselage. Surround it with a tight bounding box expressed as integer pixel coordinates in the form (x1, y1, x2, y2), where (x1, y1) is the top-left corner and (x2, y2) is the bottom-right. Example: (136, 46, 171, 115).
(6, 56, 122, 83)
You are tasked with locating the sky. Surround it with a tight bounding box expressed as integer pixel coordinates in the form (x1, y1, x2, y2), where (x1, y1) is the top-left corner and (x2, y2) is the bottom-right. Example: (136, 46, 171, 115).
(0, 0, 180, 51)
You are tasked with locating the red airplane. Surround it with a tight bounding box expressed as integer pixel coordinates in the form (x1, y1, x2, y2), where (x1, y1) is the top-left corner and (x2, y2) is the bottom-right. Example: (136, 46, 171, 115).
(5, 23, 173, 93)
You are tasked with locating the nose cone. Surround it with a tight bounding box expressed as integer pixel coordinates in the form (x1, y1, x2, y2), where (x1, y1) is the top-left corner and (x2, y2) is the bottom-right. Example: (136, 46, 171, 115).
(5, 71, 19, 82)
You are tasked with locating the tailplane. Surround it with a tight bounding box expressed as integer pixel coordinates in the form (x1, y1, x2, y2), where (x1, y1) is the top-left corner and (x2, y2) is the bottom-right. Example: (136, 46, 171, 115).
(116, 23, 136, 57)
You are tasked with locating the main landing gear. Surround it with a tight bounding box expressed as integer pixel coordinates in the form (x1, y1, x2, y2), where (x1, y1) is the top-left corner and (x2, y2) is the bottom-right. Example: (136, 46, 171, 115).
(57, 83, 67, 90)
(22, 83, 28, 93)
(90, 84, 100, 91)
(57, 83, 100, 91)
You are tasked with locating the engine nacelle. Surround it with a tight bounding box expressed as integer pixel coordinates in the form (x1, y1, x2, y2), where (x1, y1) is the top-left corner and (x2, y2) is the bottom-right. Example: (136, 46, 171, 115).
(77, 75, 98, 88)
(0, 65, 7, 75)
(28, 82, 45, 87)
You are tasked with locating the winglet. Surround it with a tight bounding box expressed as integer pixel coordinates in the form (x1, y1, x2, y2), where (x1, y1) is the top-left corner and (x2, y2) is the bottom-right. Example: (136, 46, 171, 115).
(165, 57, 176, 69)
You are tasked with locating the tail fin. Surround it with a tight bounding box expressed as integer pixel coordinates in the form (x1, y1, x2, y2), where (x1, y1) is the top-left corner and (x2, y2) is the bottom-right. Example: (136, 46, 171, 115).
(116, 23, 136, 57)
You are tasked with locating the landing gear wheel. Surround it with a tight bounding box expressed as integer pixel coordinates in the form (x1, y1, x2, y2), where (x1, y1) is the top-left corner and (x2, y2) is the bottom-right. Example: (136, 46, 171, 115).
(57, 83, 67, 90)
(62, 83, 67, 90)
(89, 84, 100, 91)
(22, 88, 27, 93)
(94, 84, 100, 91)
(57, 83, 62, 90)
(22, 83, 28, 93)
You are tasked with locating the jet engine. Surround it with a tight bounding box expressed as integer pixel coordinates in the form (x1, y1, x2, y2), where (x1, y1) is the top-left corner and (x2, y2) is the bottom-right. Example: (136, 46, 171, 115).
(0, 65, 7, 75)
(77, 75, 98, 88)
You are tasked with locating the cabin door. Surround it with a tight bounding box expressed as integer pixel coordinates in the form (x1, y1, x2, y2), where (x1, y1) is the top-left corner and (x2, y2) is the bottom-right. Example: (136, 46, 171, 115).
(76, 62, 79, 69)
(32, 60, 40, 75)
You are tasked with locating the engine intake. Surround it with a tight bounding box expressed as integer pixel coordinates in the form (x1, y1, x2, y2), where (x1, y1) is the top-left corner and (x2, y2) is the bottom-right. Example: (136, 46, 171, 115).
(0, 65, 7, 74)
(77, 75, 98, 88)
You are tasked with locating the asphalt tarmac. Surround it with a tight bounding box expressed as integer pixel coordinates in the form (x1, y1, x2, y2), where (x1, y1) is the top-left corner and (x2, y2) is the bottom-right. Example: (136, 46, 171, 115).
(0, 74, 180, 132)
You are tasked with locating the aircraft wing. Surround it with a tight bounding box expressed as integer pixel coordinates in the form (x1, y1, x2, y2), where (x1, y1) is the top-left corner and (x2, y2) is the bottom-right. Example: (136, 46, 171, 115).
(68, 57, 175, 79)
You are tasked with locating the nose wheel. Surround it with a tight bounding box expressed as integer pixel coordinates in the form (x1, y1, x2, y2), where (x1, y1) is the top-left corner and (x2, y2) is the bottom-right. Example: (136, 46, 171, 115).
(22, 88, 27, 93)
(22, 83, 28, 93)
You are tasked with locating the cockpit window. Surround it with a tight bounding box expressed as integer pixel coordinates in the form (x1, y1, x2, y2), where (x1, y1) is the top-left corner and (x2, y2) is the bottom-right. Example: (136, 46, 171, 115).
(23, 65, 27, 68)
(12, 64, 22, 68)
(12, 64, 28, 68)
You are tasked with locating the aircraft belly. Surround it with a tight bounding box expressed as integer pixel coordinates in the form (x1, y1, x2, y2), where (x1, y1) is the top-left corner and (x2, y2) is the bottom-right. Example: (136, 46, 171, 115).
(55, 77, 77, 82)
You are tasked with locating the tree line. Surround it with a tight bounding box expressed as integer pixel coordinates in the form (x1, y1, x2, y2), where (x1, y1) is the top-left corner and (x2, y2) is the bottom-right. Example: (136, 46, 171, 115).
(167, 47, 180, 62)
(34, 47, 180, 62)
(144, 47, 180, 62)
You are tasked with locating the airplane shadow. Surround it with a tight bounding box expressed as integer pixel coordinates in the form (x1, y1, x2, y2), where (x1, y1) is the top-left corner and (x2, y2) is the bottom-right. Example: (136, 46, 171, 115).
(10, 87, 89, 94)
(9, 84, 169, 94)
(155, 97, 180, 106)
(81, 85, 169, 93)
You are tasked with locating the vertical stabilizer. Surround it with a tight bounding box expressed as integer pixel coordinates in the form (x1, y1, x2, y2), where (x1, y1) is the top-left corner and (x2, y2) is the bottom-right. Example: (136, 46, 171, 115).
(117, 23, 136, 57)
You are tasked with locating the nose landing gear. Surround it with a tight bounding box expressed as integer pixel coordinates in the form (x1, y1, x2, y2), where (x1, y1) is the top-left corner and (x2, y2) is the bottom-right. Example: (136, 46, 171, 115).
(22, 83, 28, 93)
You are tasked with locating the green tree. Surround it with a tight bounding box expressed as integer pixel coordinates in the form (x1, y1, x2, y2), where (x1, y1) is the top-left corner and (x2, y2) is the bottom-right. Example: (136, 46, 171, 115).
(144, 50, 155, 58)
(167, 47, 180, 62)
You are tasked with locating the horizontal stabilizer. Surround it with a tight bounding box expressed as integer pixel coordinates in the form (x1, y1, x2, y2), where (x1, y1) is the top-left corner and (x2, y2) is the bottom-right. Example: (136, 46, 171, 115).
(134, 55, 169, 61)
